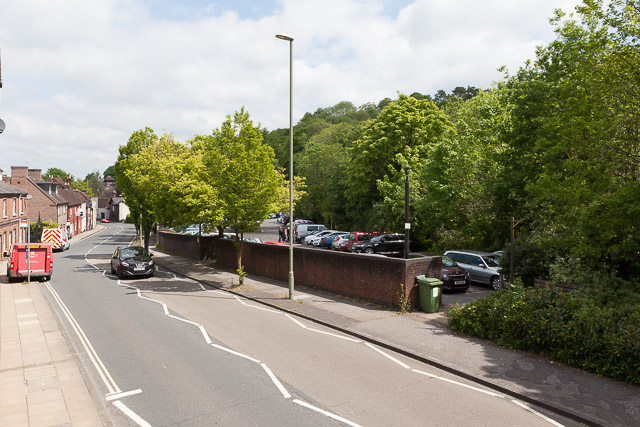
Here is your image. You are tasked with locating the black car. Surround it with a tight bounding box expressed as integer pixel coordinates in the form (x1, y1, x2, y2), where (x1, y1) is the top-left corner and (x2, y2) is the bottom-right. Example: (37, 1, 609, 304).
(355, 233, 405, 256)
(441, 255, 470, 291)
(110, 246, 155, 279)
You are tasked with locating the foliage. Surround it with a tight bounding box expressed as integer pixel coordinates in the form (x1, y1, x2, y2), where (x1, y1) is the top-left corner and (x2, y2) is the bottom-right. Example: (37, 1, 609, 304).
(448, 286, 640, 384)
(82, 171, 104, 196)
(42, 167, 71, 182)
(103, 164, 116, 179)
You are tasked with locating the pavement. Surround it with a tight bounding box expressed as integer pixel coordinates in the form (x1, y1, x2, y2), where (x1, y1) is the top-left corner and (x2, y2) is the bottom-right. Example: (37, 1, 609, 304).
(2, 226, 638, 426)
(0, 226, 106, 427)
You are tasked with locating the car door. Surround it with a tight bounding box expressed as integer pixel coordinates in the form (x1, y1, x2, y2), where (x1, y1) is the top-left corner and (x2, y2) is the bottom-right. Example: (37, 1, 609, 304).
(465, 254, 489, 284)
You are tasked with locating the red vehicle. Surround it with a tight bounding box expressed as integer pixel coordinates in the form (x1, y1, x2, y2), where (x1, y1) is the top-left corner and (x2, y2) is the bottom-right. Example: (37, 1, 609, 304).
(345, 231, 384, 252)
(7, 243, 54, 281)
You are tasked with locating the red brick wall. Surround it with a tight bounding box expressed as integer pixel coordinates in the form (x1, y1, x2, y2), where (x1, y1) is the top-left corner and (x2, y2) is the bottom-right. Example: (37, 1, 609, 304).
(158, 231, 442, 308)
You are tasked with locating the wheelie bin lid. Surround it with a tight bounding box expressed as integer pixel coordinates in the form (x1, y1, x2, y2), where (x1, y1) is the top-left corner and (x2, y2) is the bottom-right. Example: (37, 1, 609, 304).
(416, 276, 442, 286)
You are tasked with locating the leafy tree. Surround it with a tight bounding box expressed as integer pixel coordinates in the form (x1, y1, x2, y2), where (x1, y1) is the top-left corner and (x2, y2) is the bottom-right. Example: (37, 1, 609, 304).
(42, 168, 71, 182)
(83, 171, 104, 196)
(103, 164, 116, 179)
(345, 94, 455, 230)
(116, 128, 158, 251)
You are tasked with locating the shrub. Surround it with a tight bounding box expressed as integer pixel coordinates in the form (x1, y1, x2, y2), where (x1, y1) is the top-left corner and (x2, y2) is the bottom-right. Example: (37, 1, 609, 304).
(447, 286, 640, 384)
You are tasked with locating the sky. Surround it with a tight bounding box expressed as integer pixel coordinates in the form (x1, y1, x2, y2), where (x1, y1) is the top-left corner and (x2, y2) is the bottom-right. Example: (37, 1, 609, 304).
(0, 0, 583, 179)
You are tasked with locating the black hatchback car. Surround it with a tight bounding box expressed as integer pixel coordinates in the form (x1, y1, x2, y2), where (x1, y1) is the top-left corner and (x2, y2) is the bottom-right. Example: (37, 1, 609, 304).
(110, 246, 155, 279)
(355, 233, 405, 256)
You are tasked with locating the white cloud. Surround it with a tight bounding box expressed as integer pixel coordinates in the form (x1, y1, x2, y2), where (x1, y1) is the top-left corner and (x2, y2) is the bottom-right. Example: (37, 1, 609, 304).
(0, 0, 582, 177)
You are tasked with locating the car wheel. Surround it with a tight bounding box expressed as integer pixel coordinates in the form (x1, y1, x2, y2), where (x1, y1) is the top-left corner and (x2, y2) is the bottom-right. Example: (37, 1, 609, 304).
(364, 248, 374, 254)
(491, 276, 501, 290)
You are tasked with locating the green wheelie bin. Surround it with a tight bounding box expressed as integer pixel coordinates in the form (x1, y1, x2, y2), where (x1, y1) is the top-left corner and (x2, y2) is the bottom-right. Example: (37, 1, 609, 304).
(416, 275, 442, 313)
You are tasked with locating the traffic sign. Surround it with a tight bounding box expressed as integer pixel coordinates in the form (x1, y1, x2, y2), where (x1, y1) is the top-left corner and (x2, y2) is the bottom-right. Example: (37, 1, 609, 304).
(19, 219, 29, 228)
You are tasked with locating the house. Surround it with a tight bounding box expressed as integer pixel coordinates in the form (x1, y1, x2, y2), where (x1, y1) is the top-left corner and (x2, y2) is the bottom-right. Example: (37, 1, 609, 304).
(59, 187, 92, 236)
(107, 197, 130, 222)
(4, 167, 69, 226)
(0, 181, 29, 269)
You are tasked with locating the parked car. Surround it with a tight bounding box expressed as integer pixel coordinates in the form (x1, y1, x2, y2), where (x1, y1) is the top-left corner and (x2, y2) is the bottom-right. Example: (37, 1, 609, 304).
(100, 218, 110, 223)
(295, 224, 327, 243)
(441, 255, 470, 291)
(330, 233, 350, 250)
(306, 230, 334, 246)
(318, 231, 348, 248)
(346, 232, 381, 252)
(355, 233, 404, 256)
(443, 250, 502, 290)
(110, 246, 155, 279)
(243, 237, 263, 243)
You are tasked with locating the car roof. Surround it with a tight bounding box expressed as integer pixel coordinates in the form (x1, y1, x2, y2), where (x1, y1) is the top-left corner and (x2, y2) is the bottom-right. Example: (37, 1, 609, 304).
(445, 249, 493, 256)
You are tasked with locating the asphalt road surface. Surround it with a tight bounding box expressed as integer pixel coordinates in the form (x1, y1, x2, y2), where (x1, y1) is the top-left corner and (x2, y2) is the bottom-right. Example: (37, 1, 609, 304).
(43, 223, 566, 426)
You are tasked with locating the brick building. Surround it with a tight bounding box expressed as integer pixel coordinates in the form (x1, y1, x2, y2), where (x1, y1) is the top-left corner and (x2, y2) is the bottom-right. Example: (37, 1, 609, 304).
(0, 181, 29, 259)
(59, 187, 92, 236)
(5, 166, 68, 225)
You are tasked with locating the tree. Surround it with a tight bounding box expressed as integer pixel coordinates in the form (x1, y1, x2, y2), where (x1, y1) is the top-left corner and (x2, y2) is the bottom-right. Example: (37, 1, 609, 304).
(203, 108, 281, 283)
(43, 168, 71, 182)
(103, 164, 116, 179)
(116, 128, 158, 251)
(84, 171, 104, 196)
(345, 94, 455, 229)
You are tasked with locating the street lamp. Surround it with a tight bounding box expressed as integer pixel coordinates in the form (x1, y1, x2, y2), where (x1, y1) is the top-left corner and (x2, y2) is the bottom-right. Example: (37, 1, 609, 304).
(404, 165, 410, 259)
(276, 33, 295, 299)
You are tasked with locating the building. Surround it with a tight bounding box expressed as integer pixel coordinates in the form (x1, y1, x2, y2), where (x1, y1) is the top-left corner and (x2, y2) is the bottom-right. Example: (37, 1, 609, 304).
(0, 181, 28, 265)
(5, 166, 68, 226)
(59, 187, 92, 236)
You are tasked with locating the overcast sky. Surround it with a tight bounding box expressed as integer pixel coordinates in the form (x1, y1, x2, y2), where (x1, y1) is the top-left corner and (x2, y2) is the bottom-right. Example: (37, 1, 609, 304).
(0, 0, 582, 179)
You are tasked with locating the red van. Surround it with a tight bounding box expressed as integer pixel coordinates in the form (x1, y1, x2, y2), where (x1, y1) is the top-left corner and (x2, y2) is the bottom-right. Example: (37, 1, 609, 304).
(7, 243, 53, 281)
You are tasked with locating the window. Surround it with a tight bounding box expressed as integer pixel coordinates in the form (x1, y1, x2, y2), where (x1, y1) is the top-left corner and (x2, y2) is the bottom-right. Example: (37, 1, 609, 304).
(2, 198, 6, 218)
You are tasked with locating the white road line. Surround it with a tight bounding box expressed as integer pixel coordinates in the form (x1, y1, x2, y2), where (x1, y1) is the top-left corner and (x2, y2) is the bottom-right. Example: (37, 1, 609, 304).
(512, 400, 565, 426)
(199, 326, 212, 344)
(167, 314, 201, 327)
(261, 363, 291, 399)
(293, 399, 362, 427)
(112, 400, 152, 427)
(233, 295, 247, 305)
(412, 369, 505, 398)
(246, 304, 281, 314)
(44, 282, 120, 395)
(365, 342, 411, 369)
(284, 314, 308, 329)
(307, 328, 363, 343)
(211, 344, 261, 364)
(106, 389, 143, 401)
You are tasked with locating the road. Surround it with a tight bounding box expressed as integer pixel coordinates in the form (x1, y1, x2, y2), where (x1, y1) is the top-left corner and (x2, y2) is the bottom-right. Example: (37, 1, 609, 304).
(44, 223, 565, 426)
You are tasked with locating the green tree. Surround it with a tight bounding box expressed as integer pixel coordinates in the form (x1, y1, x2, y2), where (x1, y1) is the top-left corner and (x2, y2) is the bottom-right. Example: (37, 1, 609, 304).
(42, 168, 71, 182)
(103, 165, 116, 179)
(83, 171, 105, 196)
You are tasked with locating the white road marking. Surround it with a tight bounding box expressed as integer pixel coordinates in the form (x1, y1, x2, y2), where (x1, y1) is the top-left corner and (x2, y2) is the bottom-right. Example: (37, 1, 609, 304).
(511, 400, 565, 426)
(246, 304, 281, 314)
(106, 389, 143, 401)
(199, 325, 212, 344)
(167, 314, 201, 327)
(44, 282, 121, 395)
(307, 328, 363, 343)
(412, 369, 505, 398)
(261, 363, 291, 399)
(285, 314, 308, 329)
(365, 342, 411, 369)
(293, 399, 363, 427)
(112, 400, 152, 427)
(233, 295, 247, 305)
(211, 344, 261, 364)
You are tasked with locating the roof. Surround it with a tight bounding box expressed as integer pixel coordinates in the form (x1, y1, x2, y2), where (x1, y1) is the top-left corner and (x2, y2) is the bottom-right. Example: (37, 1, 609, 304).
(0, 181, 28, 196)
(58, 188, 90, 207)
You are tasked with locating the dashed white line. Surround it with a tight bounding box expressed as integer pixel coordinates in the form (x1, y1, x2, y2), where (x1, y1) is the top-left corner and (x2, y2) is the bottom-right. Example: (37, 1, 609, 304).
(512, 400, 566, 426)
(412, 369, 505, 398)
(261, 363, 291, 399)
(293, 399, 362, 427)
(365, 342, 411, 369)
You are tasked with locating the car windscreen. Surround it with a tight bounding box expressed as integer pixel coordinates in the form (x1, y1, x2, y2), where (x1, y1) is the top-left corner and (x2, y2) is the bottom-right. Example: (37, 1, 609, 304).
(120, 247, 147, 258)
(482, 256, 500, 267)
(442, 256, 457, 268)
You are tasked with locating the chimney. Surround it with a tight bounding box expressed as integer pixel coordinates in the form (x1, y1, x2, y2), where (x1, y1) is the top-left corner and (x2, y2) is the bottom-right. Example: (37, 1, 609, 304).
(11, 166, 28, 178)
(28, 168, 42, 180)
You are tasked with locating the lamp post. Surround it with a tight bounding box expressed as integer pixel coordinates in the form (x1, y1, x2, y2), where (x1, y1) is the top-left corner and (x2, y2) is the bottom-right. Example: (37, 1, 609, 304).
(404, 165, 410, 259)
(276, 33, 295, 299)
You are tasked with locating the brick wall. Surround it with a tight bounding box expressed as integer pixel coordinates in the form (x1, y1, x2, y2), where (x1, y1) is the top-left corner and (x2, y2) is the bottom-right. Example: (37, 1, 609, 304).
(158, 231, 442, 308)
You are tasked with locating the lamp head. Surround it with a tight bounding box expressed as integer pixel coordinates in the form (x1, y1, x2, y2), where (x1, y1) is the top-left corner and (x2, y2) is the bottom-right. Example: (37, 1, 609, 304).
(276, 34, 294, 41)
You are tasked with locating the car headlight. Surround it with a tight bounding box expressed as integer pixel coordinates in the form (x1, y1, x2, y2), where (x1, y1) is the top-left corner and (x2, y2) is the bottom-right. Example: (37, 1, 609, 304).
(149, 260, 154, 265)
(121, 261, 131, 267)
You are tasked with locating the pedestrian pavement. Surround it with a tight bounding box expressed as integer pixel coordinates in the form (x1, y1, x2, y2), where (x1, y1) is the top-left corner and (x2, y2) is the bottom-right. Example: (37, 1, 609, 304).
(0, 226, 105, 427)
(149, 242, 640, 427)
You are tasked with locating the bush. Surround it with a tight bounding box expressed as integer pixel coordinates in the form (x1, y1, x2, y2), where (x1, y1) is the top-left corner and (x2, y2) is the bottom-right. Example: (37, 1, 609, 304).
(447, 286, 640, 384)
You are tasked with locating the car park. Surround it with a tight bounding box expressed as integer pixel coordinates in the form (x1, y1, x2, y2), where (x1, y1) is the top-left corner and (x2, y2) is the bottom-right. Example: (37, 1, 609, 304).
(111, 246, 155, 279)
(443, 249, 502, 290)
(441, 255, 470, 291)
(346, 232, 381, 252)
(355, 233, 404, 256)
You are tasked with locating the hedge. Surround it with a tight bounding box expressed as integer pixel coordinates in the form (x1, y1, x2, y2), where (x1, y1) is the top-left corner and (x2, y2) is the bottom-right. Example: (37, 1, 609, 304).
(447, 286, 640, 384)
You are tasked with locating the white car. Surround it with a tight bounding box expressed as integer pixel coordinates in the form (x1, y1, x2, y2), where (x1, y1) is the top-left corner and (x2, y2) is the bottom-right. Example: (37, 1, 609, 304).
(306, 230, 334, 246)
(330, 233, 350, 250)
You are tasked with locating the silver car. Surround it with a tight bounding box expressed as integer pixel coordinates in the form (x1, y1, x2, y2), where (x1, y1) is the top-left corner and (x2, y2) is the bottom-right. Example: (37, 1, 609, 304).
(443, 250, 502, 290)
